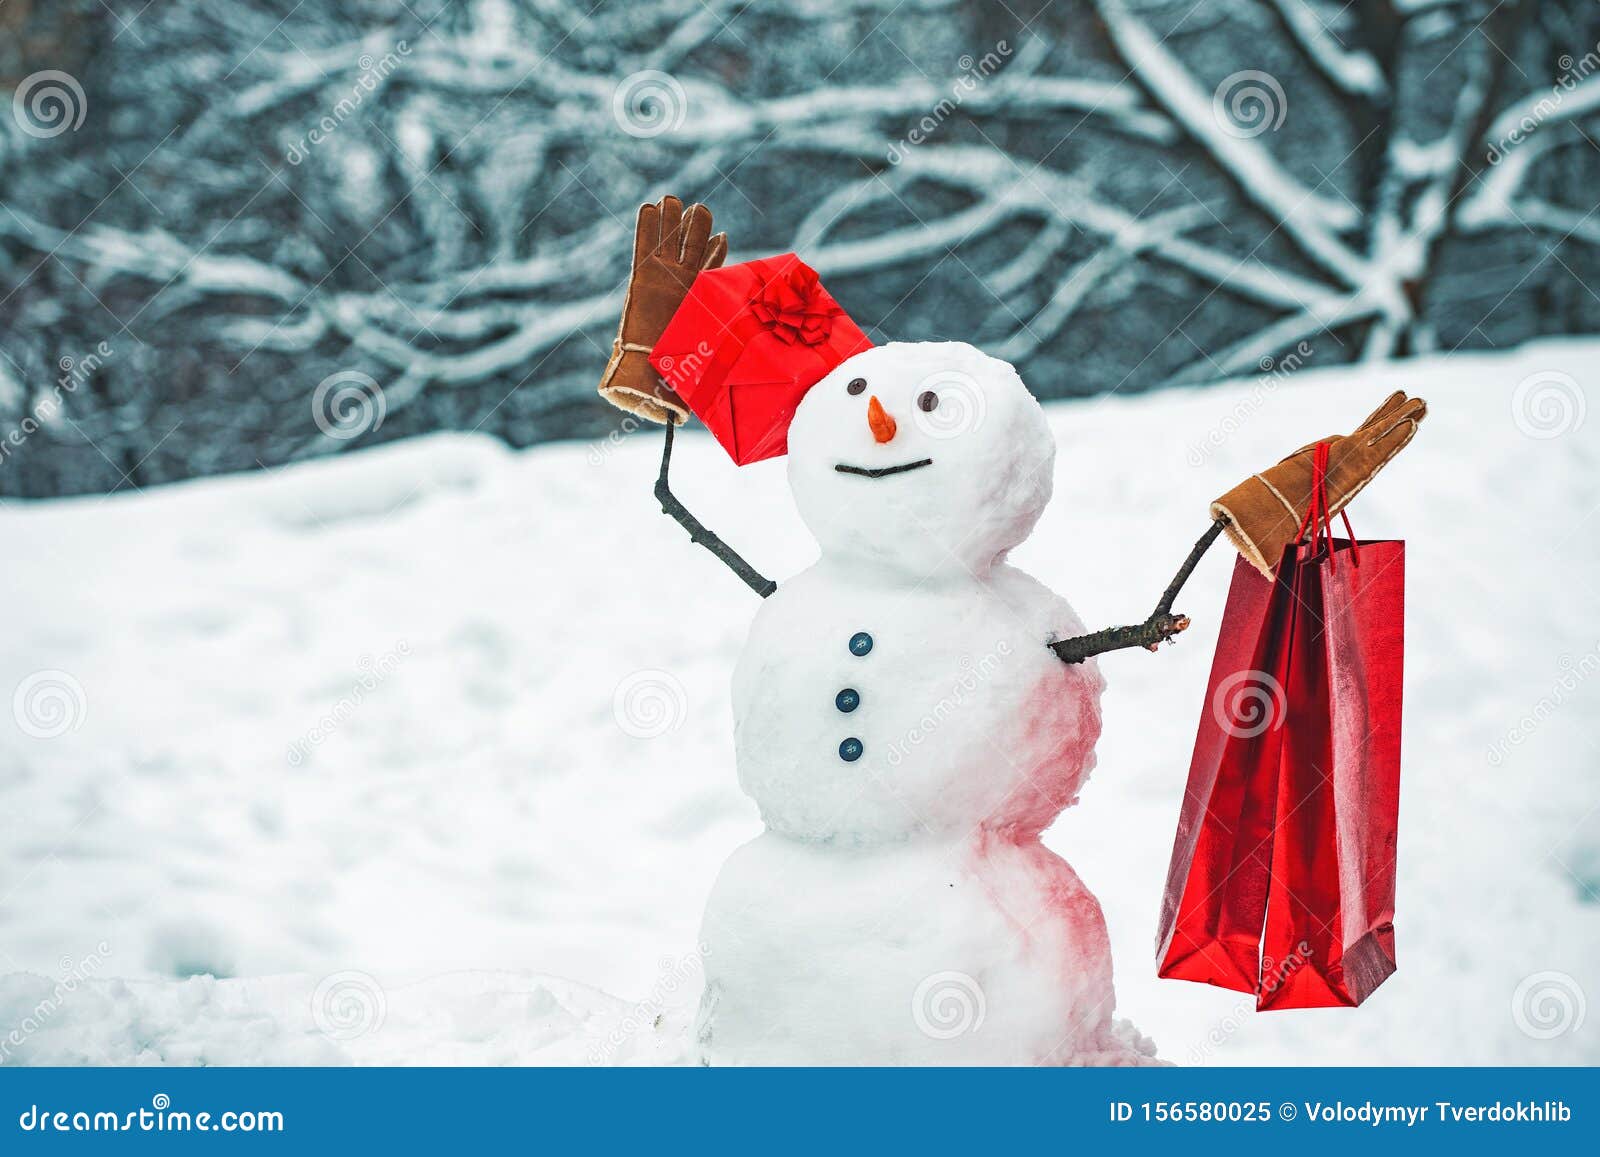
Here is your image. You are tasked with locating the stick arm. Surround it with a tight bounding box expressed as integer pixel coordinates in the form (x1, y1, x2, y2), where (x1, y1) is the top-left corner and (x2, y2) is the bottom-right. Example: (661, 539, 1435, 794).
(653, 421, 778, 598)
(1049, 518, 1228, 664)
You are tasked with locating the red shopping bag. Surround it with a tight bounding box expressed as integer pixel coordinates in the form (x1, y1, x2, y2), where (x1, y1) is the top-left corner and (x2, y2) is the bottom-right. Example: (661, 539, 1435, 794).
(1157, 444, 1404, 1009)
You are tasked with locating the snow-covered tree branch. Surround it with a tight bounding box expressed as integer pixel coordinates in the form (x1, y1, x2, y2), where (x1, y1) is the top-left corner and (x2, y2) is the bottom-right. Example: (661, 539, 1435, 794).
(0, 0, 1594, 496)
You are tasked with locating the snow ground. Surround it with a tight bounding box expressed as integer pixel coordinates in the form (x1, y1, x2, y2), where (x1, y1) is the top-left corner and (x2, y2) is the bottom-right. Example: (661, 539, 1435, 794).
(1, 340, 1596, 1066)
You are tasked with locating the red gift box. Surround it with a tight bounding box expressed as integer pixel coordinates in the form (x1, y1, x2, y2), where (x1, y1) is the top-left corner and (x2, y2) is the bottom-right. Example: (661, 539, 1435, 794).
(1157, 446, 1404, 1009)
(650, 254, 871, 465)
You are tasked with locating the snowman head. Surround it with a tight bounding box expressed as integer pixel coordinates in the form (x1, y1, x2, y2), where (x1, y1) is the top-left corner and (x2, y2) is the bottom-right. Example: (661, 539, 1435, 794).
(786, 342, 1055, 578)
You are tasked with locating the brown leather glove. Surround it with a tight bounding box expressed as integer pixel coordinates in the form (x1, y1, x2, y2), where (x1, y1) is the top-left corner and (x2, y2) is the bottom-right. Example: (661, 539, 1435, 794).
(597, 196, 728, 425)
(1211, 391, 1427, 577)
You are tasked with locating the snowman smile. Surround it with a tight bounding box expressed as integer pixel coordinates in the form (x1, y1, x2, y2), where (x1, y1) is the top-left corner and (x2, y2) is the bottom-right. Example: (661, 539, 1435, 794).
(834, 458, 934, 479)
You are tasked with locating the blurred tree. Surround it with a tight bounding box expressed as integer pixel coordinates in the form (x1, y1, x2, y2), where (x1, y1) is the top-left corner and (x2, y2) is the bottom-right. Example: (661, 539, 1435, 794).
(0, 0, 1595, 496)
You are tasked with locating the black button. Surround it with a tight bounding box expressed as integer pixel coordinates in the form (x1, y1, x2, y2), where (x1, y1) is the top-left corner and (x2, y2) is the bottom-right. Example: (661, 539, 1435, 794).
(835, 688, 860, 713)
(839, 737, 863, 762)
(849, 632, 873, 657)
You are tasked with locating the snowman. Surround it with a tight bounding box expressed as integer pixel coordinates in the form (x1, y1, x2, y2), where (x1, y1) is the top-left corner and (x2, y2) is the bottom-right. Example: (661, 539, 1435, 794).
(598, 200, 1191, 1064)
(704, 340, 1176, 1064)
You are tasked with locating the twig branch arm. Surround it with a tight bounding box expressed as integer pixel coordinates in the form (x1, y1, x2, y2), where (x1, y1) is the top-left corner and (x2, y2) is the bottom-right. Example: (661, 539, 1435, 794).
(1050, 518, 1228, 664)
(654, 421, 778, 599)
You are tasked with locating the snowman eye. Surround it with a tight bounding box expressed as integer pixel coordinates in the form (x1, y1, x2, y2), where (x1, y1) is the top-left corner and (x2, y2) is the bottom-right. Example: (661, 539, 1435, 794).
(847, 378, 867, 396)
(917, 391, 939, 412)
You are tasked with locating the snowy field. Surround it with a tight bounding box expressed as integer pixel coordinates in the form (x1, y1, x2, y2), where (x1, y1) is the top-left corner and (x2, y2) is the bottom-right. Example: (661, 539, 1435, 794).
(1, 340, 1596, 1066)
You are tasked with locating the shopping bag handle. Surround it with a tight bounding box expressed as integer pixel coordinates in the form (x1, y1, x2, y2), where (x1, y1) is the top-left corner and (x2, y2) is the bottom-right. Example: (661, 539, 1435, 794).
(1295, 441, 1361, 571)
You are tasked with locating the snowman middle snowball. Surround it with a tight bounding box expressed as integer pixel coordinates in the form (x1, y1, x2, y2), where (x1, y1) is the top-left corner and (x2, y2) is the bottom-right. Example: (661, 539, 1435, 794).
(697, 342, 1148, 1065)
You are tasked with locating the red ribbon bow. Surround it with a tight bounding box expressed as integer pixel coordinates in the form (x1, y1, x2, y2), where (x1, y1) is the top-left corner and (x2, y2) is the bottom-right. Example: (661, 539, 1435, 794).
(749, 265, 836, 346)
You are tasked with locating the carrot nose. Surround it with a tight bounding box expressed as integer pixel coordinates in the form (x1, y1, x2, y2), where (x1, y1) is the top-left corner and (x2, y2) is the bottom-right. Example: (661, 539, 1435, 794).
(867, 395, 897, 443)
